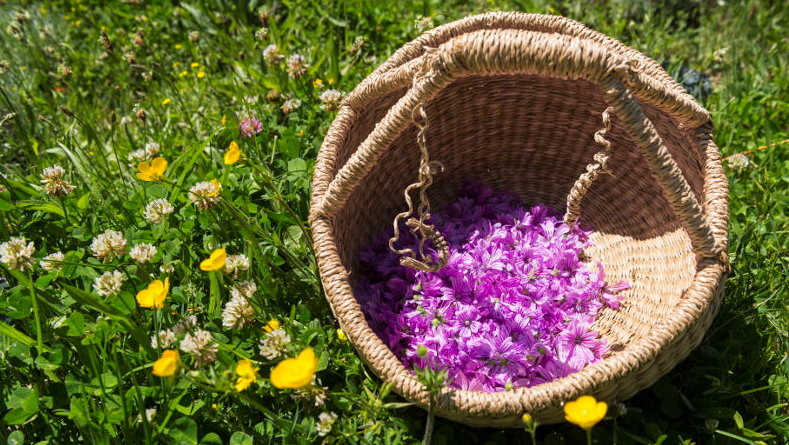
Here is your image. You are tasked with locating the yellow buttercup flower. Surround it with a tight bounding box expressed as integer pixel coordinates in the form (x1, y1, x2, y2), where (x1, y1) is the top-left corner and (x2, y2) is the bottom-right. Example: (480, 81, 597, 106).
(175, 43, 183, 50)
(264, 319, 280, 333)
(136, 277, 170, 309)
(564, 395, 607, 431)
(179, 70, 188, 77)
(224, 141, 241, 165)
(270, 347, 318, 389)
(221, 114, 226, 126)
(197, 71, 205, 79)
(234, 359, 258, 392)
(336, 328, 347, 341)
(136, 157, 167, 181)
(190, 62, 199, 69)
(313, 78, 323, 89)
(161, 98, 171, 105)
(209, 179, 221, 194)
(152, 349, 180, 376)
(200, 248, 227, 271)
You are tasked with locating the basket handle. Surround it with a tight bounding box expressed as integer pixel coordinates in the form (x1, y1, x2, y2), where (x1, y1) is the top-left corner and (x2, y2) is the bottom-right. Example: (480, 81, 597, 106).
(311, 29, 725, 262)
(563, 107, 614, 229)
(387, 97, 450, 272)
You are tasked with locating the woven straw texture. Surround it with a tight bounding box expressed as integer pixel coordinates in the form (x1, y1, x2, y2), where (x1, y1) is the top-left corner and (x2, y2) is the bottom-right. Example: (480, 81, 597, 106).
(309, 12, 729, 428)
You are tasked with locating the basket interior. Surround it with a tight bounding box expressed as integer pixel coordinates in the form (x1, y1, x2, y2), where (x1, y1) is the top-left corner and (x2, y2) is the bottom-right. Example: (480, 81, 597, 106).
(331, 74, 706, 352)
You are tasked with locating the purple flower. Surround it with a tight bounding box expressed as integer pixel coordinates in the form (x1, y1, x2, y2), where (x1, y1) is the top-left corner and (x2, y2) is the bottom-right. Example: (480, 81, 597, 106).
(455, 306, 482, 337)
(556, 319, 597, 371)
(240, 115, 263, 138)
(353, 180, 627, 392)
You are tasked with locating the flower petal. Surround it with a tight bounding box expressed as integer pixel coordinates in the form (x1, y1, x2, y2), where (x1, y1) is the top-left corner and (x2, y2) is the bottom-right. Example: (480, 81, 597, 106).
(136, 289, 154, 307)
(151, 157, 168, 175)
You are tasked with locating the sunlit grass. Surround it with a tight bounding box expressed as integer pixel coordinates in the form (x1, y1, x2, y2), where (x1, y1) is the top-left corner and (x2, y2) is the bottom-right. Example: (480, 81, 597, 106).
(0, 0, 787, 443)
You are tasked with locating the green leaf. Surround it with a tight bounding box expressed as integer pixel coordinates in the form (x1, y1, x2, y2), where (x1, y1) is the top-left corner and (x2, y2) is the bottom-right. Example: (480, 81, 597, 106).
(4, 387, 39, 425)
(287, 157, 307, 174)
(168, 416, 198, 445)
(0, 319, 38, 348)
(76, 192, 90, 210)
(174, 399, 205, 416)
(64, 312, 85, 337)
(15, 201, 65, 217)
(61, 284, 152, 352)
(200, 433, 223, 445)
(0, 197, 13, 211)
(7, 430, 24, 445)
(733, 411, 744, 430)
(229, 432, 254, 445)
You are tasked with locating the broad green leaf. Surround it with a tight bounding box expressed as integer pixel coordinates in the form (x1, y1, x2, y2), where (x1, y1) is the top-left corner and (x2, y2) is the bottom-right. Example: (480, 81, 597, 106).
(4, 387, 38, 424)
(7, 430, 24, 445)
(200, 433, 223, 445)
(229, 432, 254, 445)
(168, 416, 198, 445)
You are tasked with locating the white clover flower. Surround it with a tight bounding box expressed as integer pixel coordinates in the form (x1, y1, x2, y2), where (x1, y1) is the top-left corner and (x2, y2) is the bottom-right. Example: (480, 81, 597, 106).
(151, 329, 176, 349)
(145, 408, 157, 423)
(180, 328, 217, 366)
(263, 44, 283, 66)
(93, 270, 124, 296)
(144, 198, 174, 224)
(348, 36, 364, 54)
(281, 98, 301, 114)
(0, 237, 35, 271)
(224, 254, 249, 279)
(414, 15, 434, 33)
(160, 263, 174, 274)
(258, 328, 290, 360)
(120, 116, 132, 125)
(286, 54, 308, 79)
(188, 181, 222, 210)
(319, 89, 343, 112)
(316, 412, 338, 437)
(728, 153, 750, 171)
(40, 164, 75, 197)
(172, 315, 197, 335)
(129, 243, 157, 263)
(222, 292, 255, 330)
(292, 385, 328, 407)
(255, 28, 268, 41)
(40, 251, 65, 272)
(128, 148, 148, 165)
(230, 280, 257, 300)
(144, 142, 160, 158)
(128, 142, 160, 167)
(90, 229, 127, 262)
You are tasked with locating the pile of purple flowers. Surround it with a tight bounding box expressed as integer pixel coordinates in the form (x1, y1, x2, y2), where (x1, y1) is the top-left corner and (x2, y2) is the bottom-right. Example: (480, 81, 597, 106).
(355, 181, 629, 392)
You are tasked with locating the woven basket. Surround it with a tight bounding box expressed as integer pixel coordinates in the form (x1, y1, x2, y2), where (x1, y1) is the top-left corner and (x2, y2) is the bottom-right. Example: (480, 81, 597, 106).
(309, 12, 729, 428)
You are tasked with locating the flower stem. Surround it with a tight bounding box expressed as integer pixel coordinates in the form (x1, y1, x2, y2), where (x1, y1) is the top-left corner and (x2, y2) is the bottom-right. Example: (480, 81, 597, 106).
(58, 197, 70, 226)
(27, 271, 44, 353)
(587, 428, 593, 445)
(422, 399, 435, 445)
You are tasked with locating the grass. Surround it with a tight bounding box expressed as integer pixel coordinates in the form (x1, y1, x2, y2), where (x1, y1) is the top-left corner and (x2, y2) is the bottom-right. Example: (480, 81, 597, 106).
(0, 0, 787, 443)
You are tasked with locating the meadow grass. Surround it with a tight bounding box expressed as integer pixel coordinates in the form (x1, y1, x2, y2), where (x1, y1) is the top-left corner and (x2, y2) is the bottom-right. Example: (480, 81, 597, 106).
(0, 0, 787, 443)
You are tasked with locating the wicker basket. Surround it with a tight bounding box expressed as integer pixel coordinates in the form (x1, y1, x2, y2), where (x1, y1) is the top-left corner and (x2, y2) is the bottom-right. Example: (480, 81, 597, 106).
(309, 12, 729, 428)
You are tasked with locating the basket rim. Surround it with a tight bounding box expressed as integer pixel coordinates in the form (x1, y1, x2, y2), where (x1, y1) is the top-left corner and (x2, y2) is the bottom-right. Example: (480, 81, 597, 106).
(309, 12, 730, 426)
